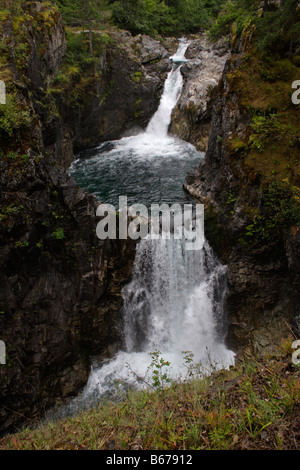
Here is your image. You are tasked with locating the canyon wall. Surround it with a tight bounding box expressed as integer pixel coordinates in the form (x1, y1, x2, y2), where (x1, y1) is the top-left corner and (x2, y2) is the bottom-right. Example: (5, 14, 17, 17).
(181, 35, 300, 356)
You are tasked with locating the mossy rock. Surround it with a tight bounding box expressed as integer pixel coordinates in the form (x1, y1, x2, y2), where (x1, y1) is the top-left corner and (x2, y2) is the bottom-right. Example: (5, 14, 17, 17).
(261, 59, 298, 83)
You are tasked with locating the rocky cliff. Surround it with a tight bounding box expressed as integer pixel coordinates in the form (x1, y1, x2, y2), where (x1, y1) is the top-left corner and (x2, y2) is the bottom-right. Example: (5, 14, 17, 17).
(170, 34, 230, 151)
(0, 2, 171, 434)
(183, 35, 300, 355)
(44, 29, 173, 167)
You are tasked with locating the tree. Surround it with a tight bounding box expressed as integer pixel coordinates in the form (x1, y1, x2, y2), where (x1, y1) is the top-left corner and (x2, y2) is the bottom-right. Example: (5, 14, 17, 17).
(55, 0, 105, 27)
(55, 0, 107, 55)
(108, 0, 169, 36)
(255, 0, 300, 55)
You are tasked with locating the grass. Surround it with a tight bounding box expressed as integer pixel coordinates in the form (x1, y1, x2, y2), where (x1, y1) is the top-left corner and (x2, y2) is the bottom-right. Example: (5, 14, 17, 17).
(0, 337, 299, 450)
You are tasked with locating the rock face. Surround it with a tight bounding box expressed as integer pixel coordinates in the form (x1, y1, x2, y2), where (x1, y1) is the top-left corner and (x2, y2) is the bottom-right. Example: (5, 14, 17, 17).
(0, 3, 169, 434)
(0, 157, 136, 434)
(183, 53, 299, 355)
(169, 35, 230, 151)
(44, 30, 172, 167)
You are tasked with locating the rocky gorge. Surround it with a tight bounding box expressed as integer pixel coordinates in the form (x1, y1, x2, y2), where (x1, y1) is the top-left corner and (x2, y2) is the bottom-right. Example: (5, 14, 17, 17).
(0, 0, 299, 436)
(0, 2, 173, 434)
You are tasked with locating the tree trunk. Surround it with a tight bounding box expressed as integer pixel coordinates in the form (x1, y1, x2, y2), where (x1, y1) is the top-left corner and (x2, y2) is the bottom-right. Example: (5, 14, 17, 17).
(89, 29, 93, 56)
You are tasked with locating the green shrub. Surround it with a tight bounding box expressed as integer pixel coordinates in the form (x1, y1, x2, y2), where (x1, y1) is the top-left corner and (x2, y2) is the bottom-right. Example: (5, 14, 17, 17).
(51, 227, 65, 240)
(15, 240, 29, 248)
(0, 93, 32, 137)
(209, 0, 258, 41)
(210, 0, 300, 57)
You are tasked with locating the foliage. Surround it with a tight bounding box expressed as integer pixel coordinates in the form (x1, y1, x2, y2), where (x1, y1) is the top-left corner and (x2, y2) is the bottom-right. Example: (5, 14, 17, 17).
(224, 45, 300, 245)
(49, 28, 113, 110)
(262, 180, 300, 228)
(15, 240, 29, 248)
(51, 227, 65, 240)
(0, 93, 32, 138)
(106, 0, 224, 36)
(248, 111, 279, 152)
(209, 0, 259, 41)
(0, 203, 24, 223)
(63, 30, 110, 67)
(54, 0, 108, 26)
(254, 0, 300, 55)
(148, 351, 172, 390)
(2, 0, 225, 36)
(210, 0, 300, 57)
(107, 0, 163, 36)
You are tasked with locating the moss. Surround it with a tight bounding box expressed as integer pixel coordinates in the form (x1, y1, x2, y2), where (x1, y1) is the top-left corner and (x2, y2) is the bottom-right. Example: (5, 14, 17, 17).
(133, 97, 145, 120)
(131, 71, 143, 84)
(228, 137, 247, 154)
(260, 59, 297, 83)
(222, 50, 300, 244)
(49, 30, 114, 110)
(228, 51, 300, 181)
(0, 93, 32, 138)
(51, 228, 65, 240)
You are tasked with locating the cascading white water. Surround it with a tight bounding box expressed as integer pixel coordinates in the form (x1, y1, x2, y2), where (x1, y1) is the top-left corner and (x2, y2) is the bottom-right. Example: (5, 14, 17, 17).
(66, 39, 235, 413)
(75, 237, 234, 407)
(146, 39, 189, 138)
(123, 238, 232, 363)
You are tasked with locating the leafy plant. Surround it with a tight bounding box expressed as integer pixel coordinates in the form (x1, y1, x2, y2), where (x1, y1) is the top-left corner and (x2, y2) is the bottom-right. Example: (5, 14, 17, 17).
(0, 93, 32, 137)
(248, 112, 279, 152)
(209, 0, 258, 41)
(51, 227, 65, 240)
(148, 351, 172, 390)
(15, 240, 29, 248)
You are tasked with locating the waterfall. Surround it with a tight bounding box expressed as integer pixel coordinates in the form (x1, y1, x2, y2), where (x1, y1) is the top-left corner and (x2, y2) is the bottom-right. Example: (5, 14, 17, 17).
(146, 38, 189, 138)
(122, 238, 231, 363)
(66, 39, 235, 413)
(77, 238, 234, 405)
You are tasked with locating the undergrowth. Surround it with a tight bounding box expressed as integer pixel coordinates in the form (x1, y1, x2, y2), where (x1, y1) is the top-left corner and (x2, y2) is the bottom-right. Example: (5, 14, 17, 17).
(0, 337, 299, 450)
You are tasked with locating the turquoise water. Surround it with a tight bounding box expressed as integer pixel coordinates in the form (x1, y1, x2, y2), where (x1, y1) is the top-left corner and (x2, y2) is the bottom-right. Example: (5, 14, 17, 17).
(69, 133, 203, 209)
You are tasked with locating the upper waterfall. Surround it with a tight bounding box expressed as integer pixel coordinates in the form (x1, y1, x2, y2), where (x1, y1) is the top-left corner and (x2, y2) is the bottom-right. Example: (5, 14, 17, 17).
(145, 38, 190, 138)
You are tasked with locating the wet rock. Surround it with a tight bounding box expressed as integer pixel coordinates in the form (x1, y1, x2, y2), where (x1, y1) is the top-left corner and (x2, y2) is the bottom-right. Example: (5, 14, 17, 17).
(0, 155, 136, 435)
(169, 34, 230, 151)
(183, 51, 298, 355)
(136, 34, 169, 64)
